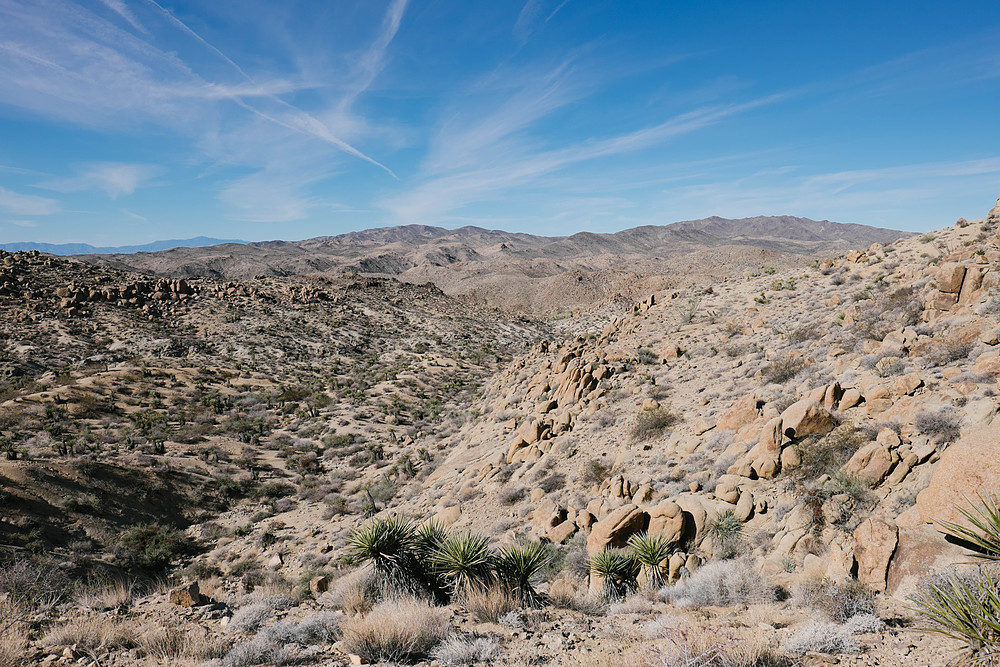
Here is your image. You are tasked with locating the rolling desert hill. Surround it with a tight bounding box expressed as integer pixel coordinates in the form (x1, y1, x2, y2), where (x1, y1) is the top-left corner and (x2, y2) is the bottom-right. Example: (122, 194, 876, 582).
(78, 216, 913, 315)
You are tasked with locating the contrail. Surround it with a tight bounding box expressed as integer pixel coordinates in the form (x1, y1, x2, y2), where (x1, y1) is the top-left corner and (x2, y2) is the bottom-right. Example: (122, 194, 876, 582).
(142, 0, 397, 178)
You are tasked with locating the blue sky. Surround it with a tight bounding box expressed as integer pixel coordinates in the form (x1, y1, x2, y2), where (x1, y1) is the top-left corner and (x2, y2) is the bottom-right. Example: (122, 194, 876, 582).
(1, 1, 1000, 244)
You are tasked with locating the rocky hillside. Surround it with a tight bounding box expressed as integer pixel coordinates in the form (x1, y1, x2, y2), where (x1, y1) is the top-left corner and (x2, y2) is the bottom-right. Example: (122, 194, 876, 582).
(1, 200, 998, 667)
(79, 216, 912, 315)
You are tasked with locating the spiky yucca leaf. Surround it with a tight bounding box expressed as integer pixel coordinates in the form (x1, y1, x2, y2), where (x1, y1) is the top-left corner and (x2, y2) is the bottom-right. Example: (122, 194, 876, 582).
(430, 532, 496, 596)
(938, 494, 1000, 560)
(496, 542, 550, 607)
(347, 517, 420, 594)
(910, 568, 1000, 653)
(589, 548, 640, 602)
(414, 521, 451, 602)
(627, 532, 673, 590)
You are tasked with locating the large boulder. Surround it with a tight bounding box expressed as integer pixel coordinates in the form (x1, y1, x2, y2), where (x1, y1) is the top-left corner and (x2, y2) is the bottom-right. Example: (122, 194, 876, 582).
(780, 399, 835, 439)
(917, 425, 1000, 527)
(853, 518, 898, 592)
(717, 392, 762, 432)
(586, 503, 649, 555)
(936, 263, 967, 294)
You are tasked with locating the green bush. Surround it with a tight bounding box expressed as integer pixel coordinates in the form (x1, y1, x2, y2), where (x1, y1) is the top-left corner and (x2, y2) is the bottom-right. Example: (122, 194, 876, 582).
(116, 523, 196, 571)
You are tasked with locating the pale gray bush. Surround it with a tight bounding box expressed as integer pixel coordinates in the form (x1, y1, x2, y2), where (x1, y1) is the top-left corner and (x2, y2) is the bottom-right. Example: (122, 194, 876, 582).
(659, 558, 777, 608)
(431, 636, 501, 666)
(227, 603, 271, 635)
(783, 621, 860, 656)
(843, 613, 885, 635)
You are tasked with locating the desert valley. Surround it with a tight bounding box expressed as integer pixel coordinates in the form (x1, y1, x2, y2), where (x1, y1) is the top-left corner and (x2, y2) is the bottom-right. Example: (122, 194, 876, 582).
(2, 199, 1000, 666)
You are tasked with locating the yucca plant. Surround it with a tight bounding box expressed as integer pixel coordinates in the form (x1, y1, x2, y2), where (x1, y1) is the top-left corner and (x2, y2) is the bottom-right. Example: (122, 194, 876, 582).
(430, 532, 496, 598)
(910, 568, 1000, 655)
(496, 542, 550, 607)
(627, 532, 673, 590)
(938, 494, 1000, 560)
(414, 521, 451, 602)
(589, 548, 640, 602)
(347, 517, 421, 595)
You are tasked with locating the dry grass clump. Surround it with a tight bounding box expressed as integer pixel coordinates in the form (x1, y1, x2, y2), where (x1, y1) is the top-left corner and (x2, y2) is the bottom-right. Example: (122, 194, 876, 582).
(461, 585, 518, 622)
(41, 614, 138, 652)
(645, 621, 794, 666)
(914, 407, 961, 445)
(77, 579, 135, 610)
(138, 623, 230, 662)
(0, 600, 28, 667)
(341, 597, 449, 663)
(218, 612, 340, 667)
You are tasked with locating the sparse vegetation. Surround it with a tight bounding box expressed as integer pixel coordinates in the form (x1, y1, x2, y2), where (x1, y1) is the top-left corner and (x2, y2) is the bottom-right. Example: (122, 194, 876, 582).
(632, 406, 680, 442)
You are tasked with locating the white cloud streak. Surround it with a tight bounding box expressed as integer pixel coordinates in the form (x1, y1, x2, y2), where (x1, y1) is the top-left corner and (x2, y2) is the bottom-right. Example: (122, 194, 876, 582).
(38, 162, 161, 198)
(0, 186, 60, 215)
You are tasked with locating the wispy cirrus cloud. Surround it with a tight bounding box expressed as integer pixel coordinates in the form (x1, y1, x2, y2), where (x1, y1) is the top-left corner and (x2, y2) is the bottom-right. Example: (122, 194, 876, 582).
(39, 162, 162, 198)
(0, 186, 60, 215)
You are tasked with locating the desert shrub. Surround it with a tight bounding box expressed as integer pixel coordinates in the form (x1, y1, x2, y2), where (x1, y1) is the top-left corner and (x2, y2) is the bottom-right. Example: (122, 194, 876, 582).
(498, 485, 526, 505)
(583, 458, 611, 486)
(0, 557, 70, 611)
(632, 407, 680, 442)
(783, 621, 860, 656)
(793, 425, 868, 482)
(138, 623, 229, 662)
(762, 357, 804, 384)
(341, 598, 449, 664)
(921, 335, 975, 366)
(795, 578, 875, 622)
(537, 472, 566, 493)
(116, 523, 197, 571)
(589, 548, 640, 602)
(637, 348, 659, 365)
(607, 593, 655, 615)
(911, 567, 1000, 656)
(852, 286, 922, 340)
(661, 557, 776, 608)
(914, 407, 961, 445)
(228, 602, 272, 635)
(936, 494, 1000, 560)
(843, 613, 885, 634)
(431, 636, 501, 666)
(221, 612, 339, 667)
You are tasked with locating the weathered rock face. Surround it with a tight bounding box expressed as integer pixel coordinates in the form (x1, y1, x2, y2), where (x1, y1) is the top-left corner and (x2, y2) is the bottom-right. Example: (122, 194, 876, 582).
(586, 504, 649, 555)
(916, 425, 1000, 527)
(779, 399, 835, 439)
(853, 518, 898, 592)
(168, 581, 202, 607)
(717, 392, 762, 432)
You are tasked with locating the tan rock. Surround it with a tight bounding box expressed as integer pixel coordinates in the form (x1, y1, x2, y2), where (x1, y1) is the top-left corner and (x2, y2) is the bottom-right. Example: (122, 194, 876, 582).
(839, 388, 863, 410)
(547, 520, 577, 544)
(717, 392, 762, 432)
(780, 399, 835, 439)
(843, 442, 895, 485)
(310, 576, 330, 594)
(586, 504, 649, 555)
(434, 504, 462, 526)
(694, 418, 715, 436)
(925, 290, 958, 311)
(168, 582, 202, 607)
(894, 373, 923, 396)
(937, 263, 967, 293)
(973, 353, 1000, 376)
(917, 427, 1000, 527)
(854, 518, 897, 592)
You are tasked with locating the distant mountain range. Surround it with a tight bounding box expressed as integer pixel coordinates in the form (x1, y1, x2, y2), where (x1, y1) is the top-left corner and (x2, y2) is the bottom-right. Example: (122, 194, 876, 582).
(0, 236, 245, 255)
(67, 215, 913, 313)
